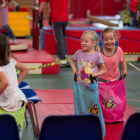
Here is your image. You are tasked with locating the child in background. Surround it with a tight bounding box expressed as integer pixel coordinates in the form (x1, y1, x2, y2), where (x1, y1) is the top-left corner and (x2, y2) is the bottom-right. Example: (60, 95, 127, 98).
(98, 27, 127, 82)
(0, 0, 18, 43)
(70, 30, 106, 138)
(120, 4, 131, 27)
(0, 33, 29, 139)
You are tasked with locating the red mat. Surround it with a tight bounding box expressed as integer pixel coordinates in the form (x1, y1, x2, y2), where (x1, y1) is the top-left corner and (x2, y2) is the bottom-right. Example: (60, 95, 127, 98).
(12, 49, 59, 74)
(35, 89, 136, 140)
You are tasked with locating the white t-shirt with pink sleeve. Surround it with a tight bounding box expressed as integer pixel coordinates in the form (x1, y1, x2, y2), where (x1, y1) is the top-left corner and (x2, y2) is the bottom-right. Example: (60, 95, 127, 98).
(99, 46, 124, 81)
(0, 58, 27, 112)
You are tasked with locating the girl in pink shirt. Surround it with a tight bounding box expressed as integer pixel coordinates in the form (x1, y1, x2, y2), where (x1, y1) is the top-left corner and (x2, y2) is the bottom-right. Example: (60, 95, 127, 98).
(98, 27, 127, 81)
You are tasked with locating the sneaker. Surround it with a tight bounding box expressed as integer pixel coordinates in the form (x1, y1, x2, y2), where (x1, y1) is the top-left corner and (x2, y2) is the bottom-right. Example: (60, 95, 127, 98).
(13, 39, 18, 44)
(60, 60, 67, 65)
(59, 60, 70, 67)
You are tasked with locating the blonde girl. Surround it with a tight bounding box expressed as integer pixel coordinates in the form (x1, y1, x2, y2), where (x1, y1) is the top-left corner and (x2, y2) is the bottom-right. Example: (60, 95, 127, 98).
(70, 30, 106, 138)
(0, 33, 29, 139)
(70, 30, 106, 87)
(98, 27, 127, 81)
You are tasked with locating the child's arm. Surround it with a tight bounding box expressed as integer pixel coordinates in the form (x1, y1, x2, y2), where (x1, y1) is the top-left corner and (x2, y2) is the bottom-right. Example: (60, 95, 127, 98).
(0, 72, 9, 95)
(91, 63, 106, 77)
(70, 57, 78, 74)
(39, 1, 44, 16)
(121, 56, 127, 76)
(15, 62, 29, 85)
(0, 0, 7, 7)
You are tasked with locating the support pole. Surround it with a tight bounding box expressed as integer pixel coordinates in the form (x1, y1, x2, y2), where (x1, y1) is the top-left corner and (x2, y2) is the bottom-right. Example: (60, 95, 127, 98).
(137, 0, 140, 28)
(33, 0, 39, 50)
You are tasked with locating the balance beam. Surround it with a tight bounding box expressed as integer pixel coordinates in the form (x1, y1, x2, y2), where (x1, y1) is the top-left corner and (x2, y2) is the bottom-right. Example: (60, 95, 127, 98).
(88, 15, 119, 27)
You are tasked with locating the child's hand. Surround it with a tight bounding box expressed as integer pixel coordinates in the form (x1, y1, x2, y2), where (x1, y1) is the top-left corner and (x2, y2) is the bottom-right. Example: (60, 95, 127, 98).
(88, 73, 96, 78)
(72, 67, 78, 75)
(122, 69, 127, 76)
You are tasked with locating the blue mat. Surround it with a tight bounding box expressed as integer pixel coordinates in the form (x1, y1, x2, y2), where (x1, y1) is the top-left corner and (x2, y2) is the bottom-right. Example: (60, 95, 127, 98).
(19, 80, 42, 104)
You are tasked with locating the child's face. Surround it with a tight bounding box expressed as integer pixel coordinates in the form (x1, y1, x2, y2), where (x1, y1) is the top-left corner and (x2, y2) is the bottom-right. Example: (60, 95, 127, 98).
(102, 32, 117, 49)
(81, 34, 95, 52)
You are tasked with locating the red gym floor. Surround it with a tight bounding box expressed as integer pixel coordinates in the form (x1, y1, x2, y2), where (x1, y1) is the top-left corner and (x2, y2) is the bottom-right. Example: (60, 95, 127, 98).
(34, 89, 136, 140)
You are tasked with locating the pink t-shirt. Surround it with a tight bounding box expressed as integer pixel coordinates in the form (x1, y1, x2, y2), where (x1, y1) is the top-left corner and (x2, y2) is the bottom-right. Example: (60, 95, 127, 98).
(0, 7, 8, 29)
(98, 46, 124, 81)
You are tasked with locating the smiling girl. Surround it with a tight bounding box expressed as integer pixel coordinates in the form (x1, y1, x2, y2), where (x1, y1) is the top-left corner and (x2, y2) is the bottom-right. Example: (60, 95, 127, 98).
(70, 30, 106, 138)
(70, 30, 106, 87)
(98, 27, 127, 81)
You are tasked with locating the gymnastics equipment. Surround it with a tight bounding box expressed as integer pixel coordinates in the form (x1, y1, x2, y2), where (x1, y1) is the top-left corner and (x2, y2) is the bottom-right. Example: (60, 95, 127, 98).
(39, 115, 103, 140)
(10, 43, 28, 51)
(8, 12, 31, 37)
(88, 15, 119, 27)
(32, 0, 39, 50)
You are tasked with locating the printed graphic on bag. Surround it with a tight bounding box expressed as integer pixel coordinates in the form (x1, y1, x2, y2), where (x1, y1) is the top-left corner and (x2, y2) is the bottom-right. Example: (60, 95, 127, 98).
(88, 101, 100, 115)
(104, 93, 116, 109)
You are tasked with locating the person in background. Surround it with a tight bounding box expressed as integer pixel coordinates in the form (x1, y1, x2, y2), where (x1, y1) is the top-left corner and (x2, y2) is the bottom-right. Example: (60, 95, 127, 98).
(44, 0, 52, 26)
(39, 0, 45, 31)
(120, 4, 131, 27)
(0, 0, 18, 43)
(129, 0, 139, 28)
(51, 0, 69, 66)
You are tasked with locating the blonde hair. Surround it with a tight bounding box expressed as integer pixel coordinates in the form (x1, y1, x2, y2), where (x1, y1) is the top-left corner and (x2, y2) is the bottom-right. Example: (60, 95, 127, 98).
(81, 30, 99, 52)
(101, 27, 120, 40)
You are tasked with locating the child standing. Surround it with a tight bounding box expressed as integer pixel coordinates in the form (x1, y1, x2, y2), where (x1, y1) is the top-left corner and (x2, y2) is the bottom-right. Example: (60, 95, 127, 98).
(70, 31, 106, 138)
(0, 33, 29, 139)
(120, 4, 131, 27)
(98, 27, 127, 81)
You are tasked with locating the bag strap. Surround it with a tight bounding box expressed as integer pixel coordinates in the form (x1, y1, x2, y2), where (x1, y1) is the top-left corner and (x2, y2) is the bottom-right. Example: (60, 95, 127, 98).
(74, 74, 97, 83)
(90, 75, 97, 84)
(97, 78, 111, 82)
(74, 73, 77, 82)
(119, 75, 126, 80)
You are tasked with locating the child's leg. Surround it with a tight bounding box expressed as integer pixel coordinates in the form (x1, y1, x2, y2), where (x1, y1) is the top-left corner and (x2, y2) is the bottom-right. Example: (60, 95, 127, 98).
(2, 24, 18, 43)
(13, 104, 26, 137)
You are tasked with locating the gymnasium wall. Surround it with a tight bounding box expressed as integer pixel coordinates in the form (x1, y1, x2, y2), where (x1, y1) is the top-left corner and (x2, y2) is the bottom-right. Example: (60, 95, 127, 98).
(71, 0, 127, 18)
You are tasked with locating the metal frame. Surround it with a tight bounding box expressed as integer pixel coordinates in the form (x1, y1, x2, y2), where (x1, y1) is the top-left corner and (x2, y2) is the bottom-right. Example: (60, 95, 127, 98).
(25, 101, 40, 137)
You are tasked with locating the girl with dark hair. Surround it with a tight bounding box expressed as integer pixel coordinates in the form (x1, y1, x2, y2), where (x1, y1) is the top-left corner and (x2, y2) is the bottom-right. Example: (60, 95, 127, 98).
(0, 33, 29, 139)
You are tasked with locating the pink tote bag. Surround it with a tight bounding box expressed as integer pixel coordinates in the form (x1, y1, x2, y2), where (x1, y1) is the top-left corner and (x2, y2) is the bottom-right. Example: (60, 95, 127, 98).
(98, 79, 126, 123)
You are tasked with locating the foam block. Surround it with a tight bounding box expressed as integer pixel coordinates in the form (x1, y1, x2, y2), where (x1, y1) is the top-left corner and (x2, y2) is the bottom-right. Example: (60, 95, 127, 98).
(44, 32, 81, 55)
(44, 32, 57, 54)
(137, 57, 140, 61)
(66, 30, 86, 39)
(13, 50, 59, 74)
(66, 37, 81, 54)
(10, 44, 28, 51)
(118, 38, 140, 52)
(118, 30, 140, 41)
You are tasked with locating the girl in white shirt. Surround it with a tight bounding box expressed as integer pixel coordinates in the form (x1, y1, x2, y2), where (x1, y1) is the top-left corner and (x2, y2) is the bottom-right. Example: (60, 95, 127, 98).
(0, 33, 29, 139)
